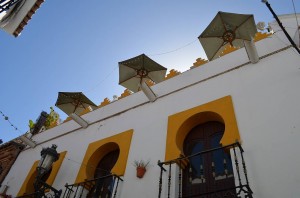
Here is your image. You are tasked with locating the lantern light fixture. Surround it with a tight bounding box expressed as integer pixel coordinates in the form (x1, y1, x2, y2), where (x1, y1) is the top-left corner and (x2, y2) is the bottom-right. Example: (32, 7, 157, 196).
(34, 144, 62, 198)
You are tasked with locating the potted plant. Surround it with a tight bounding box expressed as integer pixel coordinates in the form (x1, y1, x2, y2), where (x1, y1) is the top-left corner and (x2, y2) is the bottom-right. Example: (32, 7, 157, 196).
(134, 160, 149, 178)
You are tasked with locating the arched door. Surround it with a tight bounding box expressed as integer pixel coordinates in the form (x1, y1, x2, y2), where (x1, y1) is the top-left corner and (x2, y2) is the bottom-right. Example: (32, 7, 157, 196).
(89, 149, 120, 198)
(182, 121, 236, 197)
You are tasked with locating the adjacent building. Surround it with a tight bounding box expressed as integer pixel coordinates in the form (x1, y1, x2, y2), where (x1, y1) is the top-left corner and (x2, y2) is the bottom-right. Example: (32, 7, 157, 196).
(1, 13, 300, 198)
(0, 141, 24, 186)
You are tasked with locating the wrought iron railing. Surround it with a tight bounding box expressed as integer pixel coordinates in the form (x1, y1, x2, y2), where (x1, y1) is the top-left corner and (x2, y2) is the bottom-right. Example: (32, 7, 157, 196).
(62, 174, 123, 198)
(16, 179, 62, 198)
(16, 191, 60, 198)
(157, 142, 253, 198)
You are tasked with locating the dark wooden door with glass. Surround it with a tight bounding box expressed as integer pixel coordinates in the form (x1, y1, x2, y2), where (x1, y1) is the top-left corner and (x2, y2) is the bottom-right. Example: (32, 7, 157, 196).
(88, 149, 120, 198)
(182, 121, 236, 197)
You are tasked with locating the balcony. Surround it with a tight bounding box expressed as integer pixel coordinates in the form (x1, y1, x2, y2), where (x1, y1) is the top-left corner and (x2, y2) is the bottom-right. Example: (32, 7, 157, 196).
(157, 142, 253, 198)
(16, 174, 122, 198)
(62, 174, 123, 198)
(16, 184, 61, 198)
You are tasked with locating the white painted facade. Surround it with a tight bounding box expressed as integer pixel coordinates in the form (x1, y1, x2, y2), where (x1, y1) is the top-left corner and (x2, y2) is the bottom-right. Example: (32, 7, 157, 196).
(2, 14, 300, 198)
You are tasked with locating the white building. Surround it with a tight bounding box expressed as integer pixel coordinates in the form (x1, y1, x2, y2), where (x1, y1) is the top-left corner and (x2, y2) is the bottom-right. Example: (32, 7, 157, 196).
(1, 13, 300, 198)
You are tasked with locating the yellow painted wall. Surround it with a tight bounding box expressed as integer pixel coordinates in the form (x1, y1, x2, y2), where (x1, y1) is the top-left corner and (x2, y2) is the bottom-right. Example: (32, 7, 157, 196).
(17, 151, 67, 196)
(75, 130, 133, 183)
(165, 96, 240, 161)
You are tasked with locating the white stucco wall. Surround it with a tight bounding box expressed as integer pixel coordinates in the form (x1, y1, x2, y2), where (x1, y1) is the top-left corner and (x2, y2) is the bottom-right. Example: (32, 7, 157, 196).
(2, 15, 300, 198)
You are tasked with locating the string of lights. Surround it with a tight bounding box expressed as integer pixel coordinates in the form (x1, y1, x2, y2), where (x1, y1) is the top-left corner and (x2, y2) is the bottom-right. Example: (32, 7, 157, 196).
(0, 110, 23, 134)
(34, 143, 111, 173)
(85, 66, 119, 94)
(149, 39, 198, 56)
(85, 38, 196, 94)
(1, 37, 194, 140)
(1, 38, 198, 143)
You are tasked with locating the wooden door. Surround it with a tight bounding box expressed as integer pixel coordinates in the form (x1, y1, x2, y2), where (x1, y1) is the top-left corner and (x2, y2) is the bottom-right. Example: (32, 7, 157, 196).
(182, 122, 235, 197)
(94, 149, 120, 178)
(89, 149, 120, 198)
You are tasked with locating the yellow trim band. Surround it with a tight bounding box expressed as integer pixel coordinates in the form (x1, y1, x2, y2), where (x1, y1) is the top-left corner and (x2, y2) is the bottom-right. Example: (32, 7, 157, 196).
(17, 151, 67, 196)
(75, 130, 133, 183)
(165, 96, 240, 161)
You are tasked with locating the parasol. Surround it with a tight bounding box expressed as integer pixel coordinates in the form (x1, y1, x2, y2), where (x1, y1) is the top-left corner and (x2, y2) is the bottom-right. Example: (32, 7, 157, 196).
(119, 54, 167, 93)
(198, 11, 257, 61)
(55, 92, 97, 115)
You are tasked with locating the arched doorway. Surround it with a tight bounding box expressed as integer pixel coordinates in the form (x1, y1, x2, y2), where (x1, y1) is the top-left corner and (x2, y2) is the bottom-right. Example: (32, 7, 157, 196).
(88, 149, 120, 198)
(182, 121, 236, 197)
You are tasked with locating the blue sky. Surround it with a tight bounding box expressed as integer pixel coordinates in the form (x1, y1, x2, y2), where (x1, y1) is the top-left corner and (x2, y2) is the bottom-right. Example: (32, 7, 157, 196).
(1, 0, 299, 143)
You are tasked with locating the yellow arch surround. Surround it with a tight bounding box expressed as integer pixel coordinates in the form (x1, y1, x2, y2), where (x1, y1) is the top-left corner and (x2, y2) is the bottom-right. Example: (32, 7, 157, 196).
(85, 142, 120, 179)
(165, 95, 240, 161)
(75, 129, 133, 183)
(17, 151, 67, 196)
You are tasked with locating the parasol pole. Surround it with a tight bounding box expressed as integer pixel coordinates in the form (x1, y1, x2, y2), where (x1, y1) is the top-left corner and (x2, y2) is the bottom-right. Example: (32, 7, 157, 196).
(262, 0, 300, 54)
(139, 81, 157, 102)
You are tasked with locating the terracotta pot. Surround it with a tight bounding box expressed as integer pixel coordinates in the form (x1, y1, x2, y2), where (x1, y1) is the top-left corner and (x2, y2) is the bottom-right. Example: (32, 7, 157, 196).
(136, 166, 146, 178)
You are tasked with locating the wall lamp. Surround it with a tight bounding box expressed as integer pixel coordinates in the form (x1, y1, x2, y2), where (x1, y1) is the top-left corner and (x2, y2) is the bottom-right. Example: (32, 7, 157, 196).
(34, 144, 62, 198)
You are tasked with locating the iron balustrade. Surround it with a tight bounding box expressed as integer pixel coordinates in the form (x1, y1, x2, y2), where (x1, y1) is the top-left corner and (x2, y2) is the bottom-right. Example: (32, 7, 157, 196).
(16, 190, 60, 198)
(62, 174, 123, 198)
(157, 142, 253, 198)
(16, 178, 62, 198)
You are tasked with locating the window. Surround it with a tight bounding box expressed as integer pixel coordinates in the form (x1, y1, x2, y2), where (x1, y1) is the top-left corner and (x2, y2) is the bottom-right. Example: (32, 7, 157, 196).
(87, 149, 120, 197)
(182, 121, 235, 197)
